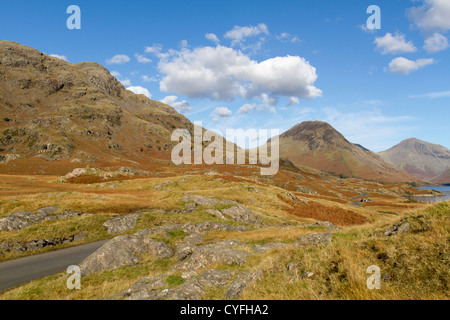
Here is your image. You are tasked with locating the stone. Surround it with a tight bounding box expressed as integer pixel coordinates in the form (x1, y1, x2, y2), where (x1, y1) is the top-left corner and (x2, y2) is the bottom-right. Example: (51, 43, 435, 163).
(307, 221, 339, 230)
(224, 270, 263, 300)
(79, 235, 173, 276)
(185, 203, 196, 212)
(103, 212, 141, 235)
(205, 209, 228, 220)
(181, 271, 198, 279)
(295, 185, 318, 195)
(0, 216, 32, 231)
(183, 194, 220, 206)
(221, 206, 263, 225)
(174, 241, 252, 272)
(182, 222, 247, 235)
(384, 221, 411, 237)
(197, 269, 233, 288)
(293, 232, 333, 248)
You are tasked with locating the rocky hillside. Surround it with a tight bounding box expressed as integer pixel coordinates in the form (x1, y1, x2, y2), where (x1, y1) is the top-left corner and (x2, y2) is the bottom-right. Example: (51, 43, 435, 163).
(379, 138, 450, 184)
(265, 121, 417, 183)
(0, 41, 194, 174)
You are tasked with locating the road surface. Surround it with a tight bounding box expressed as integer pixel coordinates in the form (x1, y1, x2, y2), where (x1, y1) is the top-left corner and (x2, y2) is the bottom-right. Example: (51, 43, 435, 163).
(0, 240, 107, 293)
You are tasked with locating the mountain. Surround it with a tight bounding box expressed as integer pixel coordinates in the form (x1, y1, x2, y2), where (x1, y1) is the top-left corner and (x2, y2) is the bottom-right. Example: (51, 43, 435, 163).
(379, 138, 450, 184)
(0, 41, 194, 174)
(265, 121, 417, 182)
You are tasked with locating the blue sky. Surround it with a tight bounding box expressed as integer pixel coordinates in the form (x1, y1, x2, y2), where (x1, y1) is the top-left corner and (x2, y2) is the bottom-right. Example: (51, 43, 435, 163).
(1, 0, 449, 151)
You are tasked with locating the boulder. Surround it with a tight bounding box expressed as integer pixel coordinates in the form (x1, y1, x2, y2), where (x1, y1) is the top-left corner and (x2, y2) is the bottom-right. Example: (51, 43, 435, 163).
(384, 221, 411, 237)
(224, 270, 263, 300)
(79, 235, 173, 276)
(103, 212, 141, 235)
(293, 232, 333, 248)
(0, 216, 32, 231)
(174, 240, 252, 272)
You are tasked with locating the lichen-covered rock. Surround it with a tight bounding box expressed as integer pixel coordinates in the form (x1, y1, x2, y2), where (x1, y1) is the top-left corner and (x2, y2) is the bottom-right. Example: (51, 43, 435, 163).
(295, 185, 318, 195)
(0, 216, 32, 231)
(224, 270, 263, 300)
(79, 235, 173, 276)
(174, 240, 252, 272)
(182, 222, 247, 234)
(292, 232, 333, 248)
(384, 221, 411, 236)
(103, 212, 141, 235)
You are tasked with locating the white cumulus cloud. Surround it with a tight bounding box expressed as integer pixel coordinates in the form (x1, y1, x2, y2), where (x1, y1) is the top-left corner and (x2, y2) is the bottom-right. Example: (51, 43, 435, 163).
(408, 0, 450, 32)
(224, 23, 269, 45)
(205, 33, 220, 44)
(423, 33, 449, 53)
(106, 54, 131, 65)
(126, 86, 151, 98)
(388, 57, 435, 74)
(157, 45, 321, 105)
(374, 33, 417, 55)
(160, 95, 192, 113)
(135, 53, 152, 64)
(211, 106, 232, 122)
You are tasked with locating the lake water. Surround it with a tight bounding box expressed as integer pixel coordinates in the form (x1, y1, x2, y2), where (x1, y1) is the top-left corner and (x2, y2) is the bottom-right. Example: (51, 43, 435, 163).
(413, 186, 450, 203)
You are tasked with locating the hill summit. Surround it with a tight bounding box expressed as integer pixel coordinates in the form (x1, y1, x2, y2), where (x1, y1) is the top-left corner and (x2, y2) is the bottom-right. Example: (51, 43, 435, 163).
(379, 138, 450, 183)
(269, 121, 416, 182)
(0, 41, 193, 174)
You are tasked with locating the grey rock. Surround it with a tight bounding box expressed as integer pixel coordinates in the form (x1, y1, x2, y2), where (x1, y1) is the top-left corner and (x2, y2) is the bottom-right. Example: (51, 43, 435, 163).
(224, 270, 263, 300)
(0, 216, 32, 231)
(185, 203, 197, 212)
(174, 241, 252, 272)
(112, 274, 168, 300)
(79, 235, 173, 276)
(183, 194, 220, 206)
(103, 212, 141, 235)
(205, 209, 228, 220)
(197, 269, 233, 288)
(295, 185, 318, 195)
(221, 206, 263, 225)
(293, 232, 333, 248)
(307, 221, 339, 230)
(182, 222, 247, 235)
(384, 221, 411, 237)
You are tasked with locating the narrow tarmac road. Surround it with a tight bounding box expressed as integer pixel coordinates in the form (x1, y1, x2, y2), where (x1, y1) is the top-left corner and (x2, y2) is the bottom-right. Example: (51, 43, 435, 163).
(0, 240, 107, 293)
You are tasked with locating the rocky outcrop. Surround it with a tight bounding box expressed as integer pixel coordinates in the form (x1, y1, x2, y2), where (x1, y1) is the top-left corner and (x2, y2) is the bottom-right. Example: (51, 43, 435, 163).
(183, 194, 263, 225)
(0, 233, 85, 254)
(295, 185, 318, 195)
(103, 212, 141, 235)
(79, 235, 173, 276)
(292, 232, 333, 248)
(305, 221, 339, 230)
(174, 240, 252, 272)
(113, 268, 258, 301)
(0, 207, 89, 231)
(224, 270, 263, 300)
(384, 221, 410, 237)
